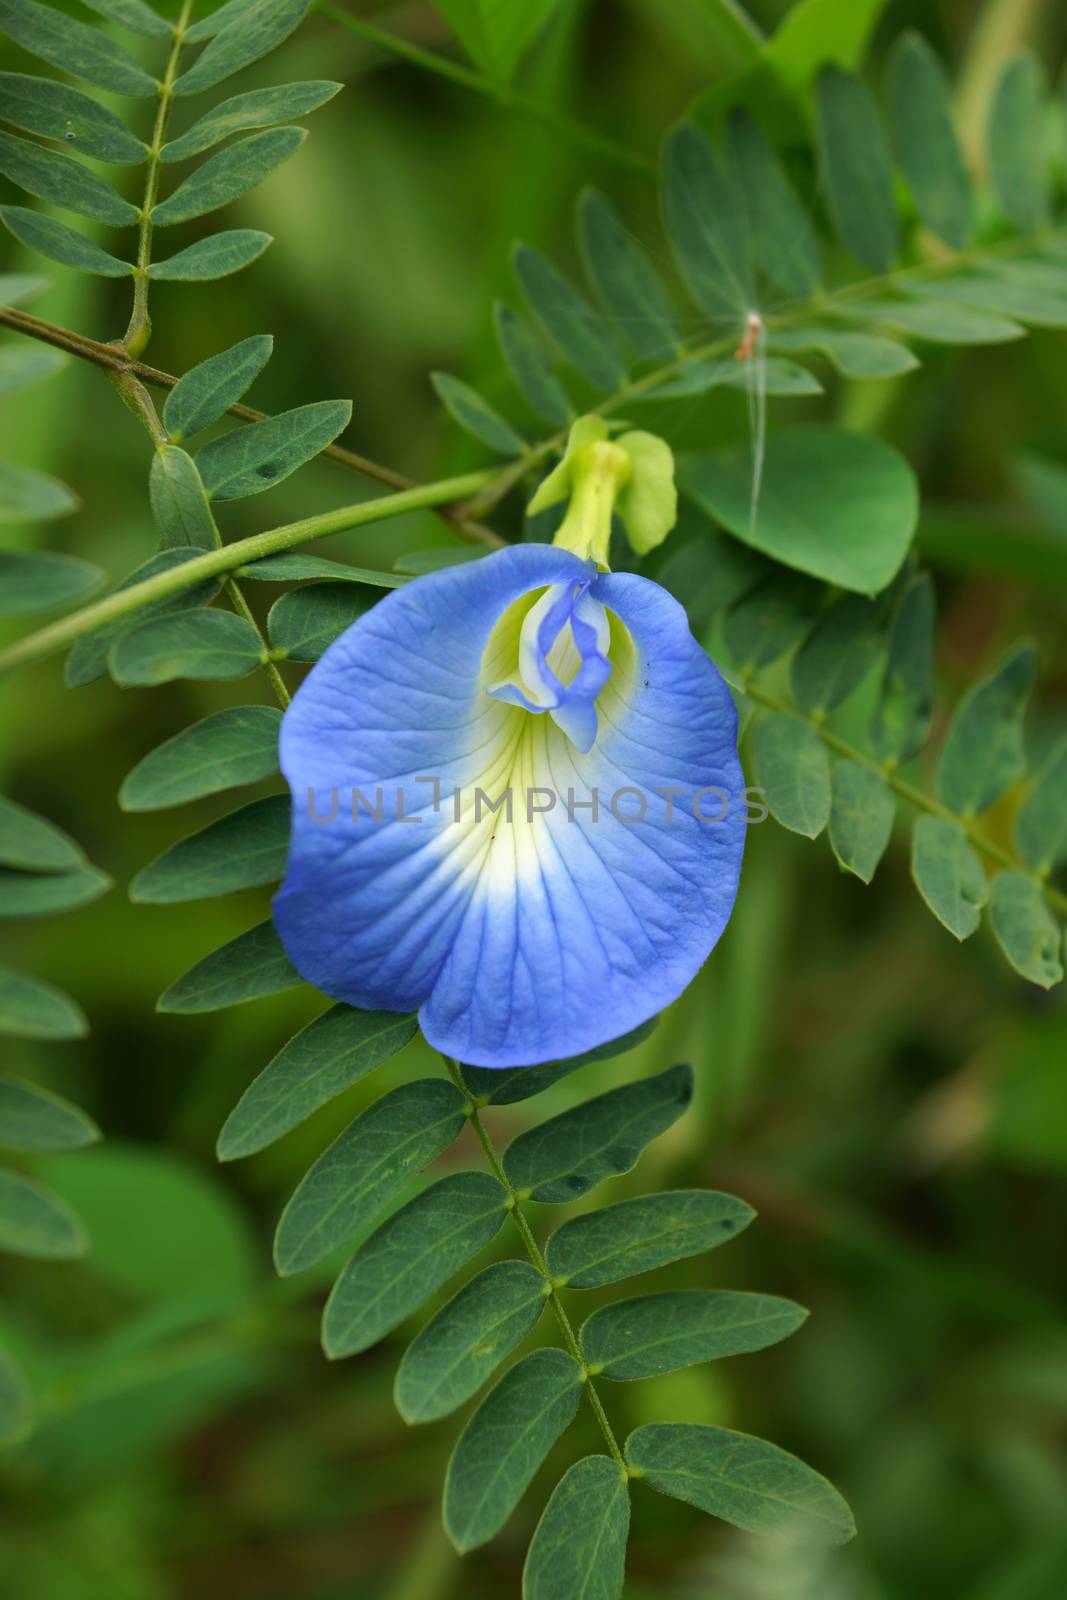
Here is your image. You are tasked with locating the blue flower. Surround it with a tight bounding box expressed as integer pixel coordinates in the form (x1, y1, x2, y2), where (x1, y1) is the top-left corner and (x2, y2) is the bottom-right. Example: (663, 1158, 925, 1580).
(274, 423, 745, 1067)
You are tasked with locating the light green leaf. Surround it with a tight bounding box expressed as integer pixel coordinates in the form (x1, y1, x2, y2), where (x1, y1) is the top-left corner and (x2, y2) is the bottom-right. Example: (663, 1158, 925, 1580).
(148, 229, 273, 280)
(149, 445, 218, 550)
(267, 582, 376, 662)
(0, 1345, 31, 1444)
(581, 1290, 807, 1380)
(395, 1260, 546, 1424)
(493, 302, 571, 426)
(654, 526, 766, 631)
(152, 126, 306, 226)
(988, 55, 1049, 233)
(722, 573, 822, 670)
(0, 0, 158, 97)
(0, 129, 139, 225)
(444, 1348, 582, 1553)
(643, 356, 822, 400)
(0, 344, 66, 397)
(546, 1190, 754, 1290)
(274, 1079, 468, 1276)
(1015, 737, 1067, 873)
(109, 608, 264, 685)
(0, 271, 48, 306)
(723, 109, 819, 298)
(770, 324, 918, 379)
(789, 594, 885, 714)
(936, 642, 1036, 817)
(78, 0, 169, 34)
(174, 0, 315, 98)
(0, 71, 148, 163)
(625, 1423, 855, 1544)
(908, 269, 1067, 330)
(0, 205, 132, 276)
(513, 243, 625, 392)
(218, 1004, 418, 1161)
(887, 31, 972, 249)
(829, 763, 895, 884)
(753, 714, 831, 839)
(0, 1168, 86, 1259)
(911, 815, 988, 940)
(431, 371, 524, 455)
(868, 572, 935, 764)
(0, 459, 79, 522)
(431, 0, 564, 82)
(815, 65, 898, 272)
(523, 1455, 629, 1600)
(661, 121, 752, 320)
(578, 187, 680, 361)
(130, 794, 288, 903)
(0, 549, 99, 613)
(0, 965, 87, 1041)
(848, 295, 1024, 345)
(680, 428, 918, 593)
(197, 399, 352, 500)
(161, 80, 342, 163)
(322, 1170, 507, 1359)
(988, 873, 1063, 988)
(0, 863, 111, 917)
(0, 797, 82, 874)
(460, 1018, 658, 1106)
(184, 0, 260, 40)
(157, 918, 302, 1013)
(0, 1075, 99, 1152)
(242, 553, 406, 586)
(119, 705, 282, 810)
(503, 1063, 693, 1204)
(163, 335, 273, 440)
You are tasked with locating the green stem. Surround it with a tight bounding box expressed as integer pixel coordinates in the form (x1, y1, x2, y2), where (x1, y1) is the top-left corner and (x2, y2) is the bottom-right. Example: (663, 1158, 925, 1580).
(225, 576, 291, 708)
(440, 1057, 628, 1472)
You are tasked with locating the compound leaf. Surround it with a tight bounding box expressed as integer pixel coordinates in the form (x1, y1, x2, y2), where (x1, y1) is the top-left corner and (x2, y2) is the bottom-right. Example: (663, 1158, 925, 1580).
(157, 918, 302, 1013)
(130, 794, 289, 903)
(753, 714, 831, 839)
(829, 763, 895, 884)
(545, 1190, 754, 1290)
(108, 608, 264, 685)
(493, 302, 572, 425)
(163, 335, 273, 440)
(581, 1290, 807, 1380)
(161, 80, 342, 162)
(119, 705, 282, 810)
(431, 371, 525, 455)
(578, 186, 680, 360)
(0, 965, 87, 1041)
(911, 815, 988, 940)
(988, 872, 1063, 988)
(1014, 737, 1067, 873)
(0, 1168, 86, 1259)
(148, 230, 273, 280)
(0, 797, 83, 873)
(0, 0, 157, 97)
(988, 54, 1049, 233)
(523, 1455, 629, 1600)
(149, 445, 217, 550)
(152, 127, 306, 226)
(936, 643, 1037, 817)
(0, 1075, 99, 1152)
(887, 30, 972, 249)
(815, 65, 897, 271)
(197, 400, 352, 499)
(513, 243, 625, 391)
(174, 0, 315, 98)
(0, 129, 139, 225)
(0, 71, 148, 163)
(267, 582, 377, 662)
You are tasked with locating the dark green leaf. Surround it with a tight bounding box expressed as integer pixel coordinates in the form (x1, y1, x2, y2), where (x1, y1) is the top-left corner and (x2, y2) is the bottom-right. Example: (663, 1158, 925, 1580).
(0, 344, 66, 397)
(502, 1063, 693, 1203)
(1015, 737, 1067, 873)
(152, 127, 306, 226)
(850, 295, 1024, 345)
(988, 873, 1063, 988)
(157, 918, 302, 1013)
(722, 573, 822, 670)
(815, 65, 897, 271)
(431, 371, 524, 455)
(148, 229, 273, 280)
(936, 643, 1036, 817)
(322, 1170, 507, 1359)
(242, 553, 406, 586)
(0, 459, 79, 521)
(0, 964, 87, 1041)
(161, 80, 342, 163)
(267, 582, 376, 662)
(78, 0, 170, 37)
(625, 1423, 856, 1544)
(911, 815, 988, 940)
(789, 594, 885, 713)
(887, 31, 972, 249)
(653, 523, 766, 631)
(770, 324, 918, 379)
(149, 445, 218, 550)
(581, 1290, 808, 1380)
(661, 122, 752, 319)
(173, 0, 315, 98)
(197, 399, 352, 499)
(0, 550, 99, 614)
(493, 302, 571, 426)
(119, 705, 282, 810)
(524, 1456, 629, 1600)
(444, 1349, 582, 1553)
(394, 1260, 546, 1424)
(163, 335, 273, 440)
(109, 608, 264, 685)
(0, 1168, 86, 1259)
(753, 714, 831, 839)
(869, 572, 935, 763)
(724, 109, 819, 297)
(460, 1018, 658, 1106)
(0, 205, 132, 276)
(0, 129, 139, 224)
(0, 72, 147, 163)
(0, 863, 111, 917)
(218, 1004, 418, 1161)
(184, 0, 259, 40)
(0, 0, 157, 96)
(988, 54, 1049, 233)
(0, 796, 83, 873)
(545, 1190, 753, 1290)
(130, 794, 289, 903)
(577, 187, 680, 360)
(513, 243, 625, 391)
(0, 1345, 31, 1445)
(829, 763, 895, 884)
(0, 1075, 99, 1152)
(274, 1079, 469, 1275)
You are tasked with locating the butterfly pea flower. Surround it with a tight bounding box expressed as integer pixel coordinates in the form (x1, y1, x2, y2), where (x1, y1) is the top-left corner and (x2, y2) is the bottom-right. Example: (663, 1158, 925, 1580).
(274, 418, 745, 1068)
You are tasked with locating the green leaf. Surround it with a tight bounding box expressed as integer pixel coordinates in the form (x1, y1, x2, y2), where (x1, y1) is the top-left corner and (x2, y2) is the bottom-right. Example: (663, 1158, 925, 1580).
(868, 572, 935, 763)
(0, 964, 87, 1041)
(523, 1455, 629, 1600)
(0, 863, 111, 917)
(548, 1189, 753, 1290)
(815, 65, 897, 272)
(770, 324, 918, 379)
(460, 1018, 659, 1106)
(163, 335, 273, 440)
(789, 594, 885, 714)
(119, 705, 282, 810)
(493, 302, 571, 426)
(910, 815, 988, 940)
(267, 581, 376, 662)
(0, 549, 101, 614)
(502, 1063, 693, 1204)
(988, 55, 1049, 234)
(109, 608, 264, 685)
(652, 526, 766, 631)
(643, 357, 822, 401)
(850, 295, 1024, 345)
(161, 80, 342, 163)
(0, 1075, 99, 1152)
(0, 71, 148, 163)
(148, 229, 273, 280)
(157, 918, 302, 1013)
(1015, 737, 1067, 873)
(431, 371, 524, 455)
(130, 795, 289, 903)
(0, 270, 48, 306)
(242, 553, 406, 586)
(444, 1349, 582, 1553)
(723, 109, 819, 298)
(753, 714, 831, 839)
(322, 1170, 507, 1359)
(988, 873, 1063, 988)
(661, 122, 752, 320)
(0, 0, 157, 97)
(0, 205, 132, 276)
(394, 1260, 547, 1424)
(909, 268, 1067, 330)
(829, 763, 895, 884)
(0, 1345, 31, 1445)
(625, 1423, 855, 1544)
(197, 399, 352, 500)
(680, 428, 918, 594)
(887, 31, 972, 250)
(0, 344, 66, 398)
(513, 243, 625, 392)
(152, 126, 306, 226)
(0, 129, 139, 225)
(0, 459, 79, 521)
(173, 0, 315, 98)
(149, 445, 218, 550)
(184, 0, 260, 40)
(78, 0, 171, 38)
(274, 1078, 469, 1276)
(581, 1290, 807, 1380)
(0, 1168, 86, 1259)
(721, 573, 823, 670)
(577, 187, 680, 361)
(218, 1004, 418, 1161)
(0, 796, 83, 873)
(936, 642, 1037, 817)
(431, 0, 564, 83)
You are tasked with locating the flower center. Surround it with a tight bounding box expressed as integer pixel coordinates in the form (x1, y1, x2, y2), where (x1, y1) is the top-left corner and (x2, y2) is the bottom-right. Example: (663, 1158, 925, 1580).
(486, 578, 612, 753)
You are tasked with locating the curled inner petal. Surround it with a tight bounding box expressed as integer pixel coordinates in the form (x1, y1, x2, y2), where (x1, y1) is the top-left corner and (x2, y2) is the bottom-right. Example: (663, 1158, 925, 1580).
(487, 576, 612, 753)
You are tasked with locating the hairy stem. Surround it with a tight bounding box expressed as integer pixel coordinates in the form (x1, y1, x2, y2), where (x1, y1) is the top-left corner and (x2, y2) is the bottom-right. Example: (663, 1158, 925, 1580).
(225, 576, 292, 708)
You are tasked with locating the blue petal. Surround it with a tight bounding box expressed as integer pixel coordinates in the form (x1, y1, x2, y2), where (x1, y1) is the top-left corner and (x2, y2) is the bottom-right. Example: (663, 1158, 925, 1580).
(274, 545, 745, 1067)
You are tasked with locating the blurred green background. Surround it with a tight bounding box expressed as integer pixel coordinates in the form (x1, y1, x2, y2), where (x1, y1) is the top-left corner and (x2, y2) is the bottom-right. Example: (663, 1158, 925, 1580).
(2, 0, 1067, 1595)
